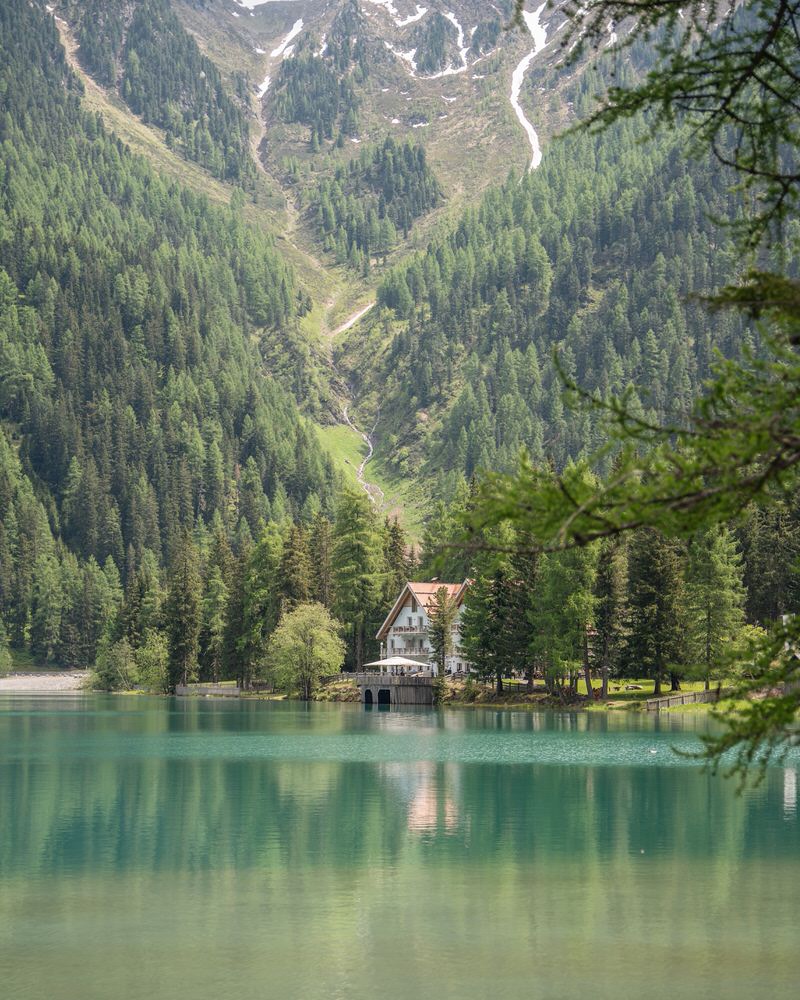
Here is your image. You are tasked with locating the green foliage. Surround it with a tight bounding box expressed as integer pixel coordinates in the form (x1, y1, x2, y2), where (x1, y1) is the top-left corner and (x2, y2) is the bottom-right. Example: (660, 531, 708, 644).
(0, 621, 11, 677)
(66, 0, 255, 183)
(365, 107, 746, 490)
(686, 526, 745, 685)
(530, 543, 598, 694)
(461, 570, 518, 694)
(164, 532, 202, 690)
(135, 628, 169, 693)
(0, 0, 336, 667)
(272, 1, 368, 147)
(93, 636, 137, 691)
(626, 529, 686, 695)
(427, 586, 459, 693)
(268, 603, 346, 700)
(554, 0, 800, 243)
(311, 139, 442, 272)
(332, 490, 384, 669)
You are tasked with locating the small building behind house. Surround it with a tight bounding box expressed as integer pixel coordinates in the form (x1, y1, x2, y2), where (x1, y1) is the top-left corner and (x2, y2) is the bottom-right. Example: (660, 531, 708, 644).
(375, 581, 472, 676)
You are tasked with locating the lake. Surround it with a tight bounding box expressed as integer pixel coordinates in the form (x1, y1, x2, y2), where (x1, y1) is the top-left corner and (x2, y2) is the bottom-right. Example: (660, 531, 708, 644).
(1, 696, 797, 1000)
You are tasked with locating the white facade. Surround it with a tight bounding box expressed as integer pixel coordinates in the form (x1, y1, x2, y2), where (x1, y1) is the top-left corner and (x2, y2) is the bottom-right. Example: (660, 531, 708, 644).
(377, 583, 471, 676)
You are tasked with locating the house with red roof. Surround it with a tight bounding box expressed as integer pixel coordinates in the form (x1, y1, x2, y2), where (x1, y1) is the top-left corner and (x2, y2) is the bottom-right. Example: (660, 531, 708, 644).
(375, 581, 472, 676)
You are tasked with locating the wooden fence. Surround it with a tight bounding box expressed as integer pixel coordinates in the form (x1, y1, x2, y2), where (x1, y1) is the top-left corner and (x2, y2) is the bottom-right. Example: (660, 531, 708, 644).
(175, 684, 240, 698)
(644, 687, 730, 711)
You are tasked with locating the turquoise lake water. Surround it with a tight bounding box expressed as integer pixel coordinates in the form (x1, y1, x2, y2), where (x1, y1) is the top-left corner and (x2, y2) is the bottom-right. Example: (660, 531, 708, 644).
(1, 696, 798, 1000)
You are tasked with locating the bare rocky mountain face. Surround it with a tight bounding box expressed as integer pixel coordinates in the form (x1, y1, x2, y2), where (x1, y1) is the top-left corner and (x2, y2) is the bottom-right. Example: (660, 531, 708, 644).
(174, 0, 587, 199)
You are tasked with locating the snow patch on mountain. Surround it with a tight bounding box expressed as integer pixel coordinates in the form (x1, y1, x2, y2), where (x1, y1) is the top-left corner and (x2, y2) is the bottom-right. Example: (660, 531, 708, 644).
(510, 4, 548, 171)
(395, 5, 427, 27)
(271, 18, 303, 58)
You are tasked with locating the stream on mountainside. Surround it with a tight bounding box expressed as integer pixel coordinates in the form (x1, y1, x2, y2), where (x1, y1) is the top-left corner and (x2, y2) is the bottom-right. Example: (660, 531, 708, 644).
(342, 403, 385, 508)
(510, 4, 549, 171)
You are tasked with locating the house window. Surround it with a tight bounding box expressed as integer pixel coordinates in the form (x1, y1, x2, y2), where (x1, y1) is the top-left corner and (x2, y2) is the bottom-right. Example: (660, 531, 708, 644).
(391, 640, 395, 651)
(411, 597, 418, 613)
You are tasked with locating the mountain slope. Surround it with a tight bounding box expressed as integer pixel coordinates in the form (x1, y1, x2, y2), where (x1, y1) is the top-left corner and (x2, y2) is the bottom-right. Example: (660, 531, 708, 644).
(0, 0, 336, 579)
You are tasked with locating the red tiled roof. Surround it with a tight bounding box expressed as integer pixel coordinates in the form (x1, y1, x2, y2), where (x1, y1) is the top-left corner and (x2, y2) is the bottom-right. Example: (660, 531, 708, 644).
(376, 580, 470, 640)
(407, 582, 463, 609)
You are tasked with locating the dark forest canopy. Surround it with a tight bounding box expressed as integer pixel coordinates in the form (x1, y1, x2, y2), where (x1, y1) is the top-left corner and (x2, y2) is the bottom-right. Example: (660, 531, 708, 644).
(310, 138, 443, 273)
(0, 0, 337, 665)
(63, 0, 255, 183)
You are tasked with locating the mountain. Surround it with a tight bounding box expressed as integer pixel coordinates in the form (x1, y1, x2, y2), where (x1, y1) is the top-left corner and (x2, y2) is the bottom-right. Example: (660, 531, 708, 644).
(0, 0, 337, 662)
(2, 0, 753, 541)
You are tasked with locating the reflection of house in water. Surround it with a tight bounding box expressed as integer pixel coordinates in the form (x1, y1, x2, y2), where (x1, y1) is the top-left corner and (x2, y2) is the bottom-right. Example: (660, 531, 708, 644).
(380, 760, 461, 834)
(376, 581, 472, 675)
(785, 768, 797, 818)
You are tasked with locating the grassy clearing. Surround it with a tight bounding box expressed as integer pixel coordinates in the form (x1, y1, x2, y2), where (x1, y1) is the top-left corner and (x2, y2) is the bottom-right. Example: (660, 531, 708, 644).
(316, 423, 367, 478)
(7, 648, 54, 673)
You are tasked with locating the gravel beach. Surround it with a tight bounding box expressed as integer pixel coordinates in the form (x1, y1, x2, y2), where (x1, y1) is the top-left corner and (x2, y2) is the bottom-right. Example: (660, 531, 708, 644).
(0, 672, 89, 692)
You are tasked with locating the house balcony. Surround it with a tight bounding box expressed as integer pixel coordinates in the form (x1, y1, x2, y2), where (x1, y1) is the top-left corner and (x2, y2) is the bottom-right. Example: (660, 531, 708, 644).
(390, 625, 426, 634)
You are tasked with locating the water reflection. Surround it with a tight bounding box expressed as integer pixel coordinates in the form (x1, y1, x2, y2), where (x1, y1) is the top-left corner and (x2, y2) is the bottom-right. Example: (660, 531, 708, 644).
(0, 698, 798, 1000)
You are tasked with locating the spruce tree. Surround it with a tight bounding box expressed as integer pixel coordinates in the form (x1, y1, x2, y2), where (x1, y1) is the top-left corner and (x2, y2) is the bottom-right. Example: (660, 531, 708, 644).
(593, 538, 628, 699)
(627, 529, 686, 696)
(164, 531, 202, 690)
(309, 514, 334, 609)
(277, 524, 313, 613)
(427, 586, 459, 701)
(332, 489, 382, 670)
(687, 526, 745, 689)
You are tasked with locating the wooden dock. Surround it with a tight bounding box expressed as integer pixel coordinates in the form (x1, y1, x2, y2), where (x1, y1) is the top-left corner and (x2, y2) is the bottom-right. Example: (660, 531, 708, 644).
(351, 672, 434, 706)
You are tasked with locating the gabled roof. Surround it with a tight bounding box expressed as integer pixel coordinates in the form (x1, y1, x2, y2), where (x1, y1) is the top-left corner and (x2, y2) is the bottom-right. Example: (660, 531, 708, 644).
(376, 581, 470, 640)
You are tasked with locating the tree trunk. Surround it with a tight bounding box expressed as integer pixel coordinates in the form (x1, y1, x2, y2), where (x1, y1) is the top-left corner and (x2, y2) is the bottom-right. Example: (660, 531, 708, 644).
(583, 631, 593, 700)
(496, 671, 503, 695)
(526, 663, 534, 693)
(653, 671, 662, 696)
(670, 672, 681, 691)
(601, 660, 609, 700)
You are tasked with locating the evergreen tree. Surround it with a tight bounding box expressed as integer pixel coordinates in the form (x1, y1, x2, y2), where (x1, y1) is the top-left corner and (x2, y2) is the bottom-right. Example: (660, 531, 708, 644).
(383, 517, 411, 603)
(0, 620, 11, 676)
(200, 565, 229, 683)
(277, 524, 313, 613)
(309, 514, 334, 609)
(238, 525, 282, 689)
(427, 586, 459, 700)
(164, 532, 202, 690)
(686, 526, 745, 688)
(593, 537, 628, 698)
(626, 529, 686, 695)
(529, 546, 598, 696)
(332, 490, 382, 670)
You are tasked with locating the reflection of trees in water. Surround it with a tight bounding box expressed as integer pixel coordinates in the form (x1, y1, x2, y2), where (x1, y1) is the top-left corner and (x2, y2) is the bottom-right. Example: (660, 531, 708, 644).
(0, 700, 797, 879)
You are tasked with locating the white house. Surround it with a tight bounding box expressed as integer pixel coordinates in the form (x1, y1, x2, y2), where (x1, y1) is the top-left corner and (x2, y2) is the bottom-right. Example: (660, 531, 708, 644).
(375, 581, 471, 676)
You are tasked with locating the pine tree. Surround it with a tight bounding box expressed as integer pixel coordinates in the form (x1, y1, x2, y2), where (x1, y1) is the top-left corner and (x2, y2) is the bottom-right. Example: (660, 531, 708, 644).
(529, 546, 598, 696)
(428, 585, 459, 699)
(277, 524, 313, 613)
(164, 531, 202, 690)
(686, 526, 745, 688)
(309, 513, 334, 609)
(627, 529, 686, 696)
(332, 489, 382, 670)
(593, 537, 628, 699)
(201, 565, 229, 683)
(238, 524, 282, 689)
(383, 516, 411, 603)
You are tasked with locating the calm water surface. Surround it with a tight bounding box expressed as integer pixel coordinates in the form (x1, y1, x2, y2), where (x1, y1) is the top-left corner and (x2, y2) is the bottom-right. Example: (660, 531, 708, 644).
(1, 696, 798, 1000)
